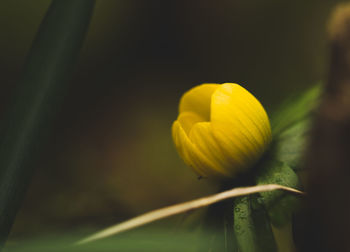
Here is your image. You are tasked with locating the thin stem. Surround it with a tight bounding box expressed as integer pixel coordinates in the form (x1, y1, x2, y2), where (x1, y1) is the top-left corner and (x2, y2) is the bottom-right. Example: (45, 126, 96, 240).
(75, 184, 304, 245)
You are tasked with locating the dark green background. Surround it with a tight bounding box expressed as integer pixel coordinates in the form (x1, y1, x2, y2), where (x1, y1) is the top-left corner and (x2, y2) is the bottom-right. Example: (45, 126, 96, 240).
(0, 0, 345, 242)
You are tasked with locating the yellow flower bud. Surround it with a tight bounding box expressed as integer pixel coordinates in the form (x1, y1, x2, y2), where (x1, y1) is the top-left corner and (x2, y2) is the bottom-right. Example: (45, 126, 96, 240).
(172, 83, 271, 179)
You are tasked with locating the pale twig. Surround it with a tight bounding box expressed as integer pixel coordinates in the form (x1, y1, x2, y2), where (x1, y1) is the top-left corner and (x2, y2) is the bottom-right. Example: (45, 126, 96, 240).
(75, 184, 304, 245)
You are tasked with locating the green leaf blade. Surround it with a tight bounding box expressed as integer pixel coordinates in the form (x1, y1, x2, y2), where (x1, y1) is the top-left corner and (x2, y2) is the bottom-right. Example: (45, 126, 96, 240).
(0, 0, 95, 246)
(271, 84, 322, 136)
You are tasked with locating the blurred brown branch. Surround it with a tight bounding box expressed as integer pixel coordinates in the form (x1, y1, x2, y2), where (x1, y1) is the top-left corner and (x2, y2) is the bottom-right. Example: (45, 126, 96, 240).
(301, 3, 350, 252)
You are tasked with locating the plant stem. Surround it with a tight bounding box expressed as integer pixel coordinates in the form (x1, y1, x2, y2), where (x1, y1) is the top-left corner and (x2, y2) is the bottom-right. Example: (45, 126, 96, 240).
(271, 221, 296, 252)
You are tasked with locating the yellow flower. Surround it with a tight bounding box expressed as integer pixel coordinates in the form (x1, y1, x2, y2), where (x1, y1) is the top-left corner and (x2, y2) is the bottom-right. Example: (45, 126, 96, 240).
(172, 83, 271, 179)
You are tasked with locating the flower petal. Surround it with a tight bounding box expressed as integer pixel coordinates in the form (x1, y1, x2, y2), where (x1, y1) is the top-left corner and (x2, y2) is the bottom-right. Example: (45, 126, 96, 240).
(211, 83, 271, 166)
(179, 84, 219, 121)
(172, 121, 224, 178)
(189, 122, 243, 178)
(177, 111, 205, 136)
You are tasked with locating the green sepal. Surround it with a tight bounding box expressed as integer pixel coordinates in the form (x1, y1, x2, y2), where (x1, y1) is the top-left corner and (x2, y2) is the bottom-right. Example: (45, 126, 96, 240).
(255, 161, 300, 227)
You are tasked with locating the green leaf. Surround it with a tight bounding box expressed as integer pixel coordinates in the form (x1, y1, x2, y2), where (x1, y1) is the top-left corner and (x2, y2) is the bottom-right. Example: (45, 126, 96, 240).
(262, 84, 323, 173)
(255, 161, 300, 227)
(271, 117, 312, 171)
(0, 0, 95, 246)
(271, 84, 322, 136)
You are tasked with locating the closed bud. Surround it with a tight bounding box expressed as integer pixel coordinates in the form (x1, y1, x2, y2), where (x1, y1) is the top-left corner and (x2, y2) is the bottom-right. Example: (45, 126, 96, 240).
(172, 83, 271, 179)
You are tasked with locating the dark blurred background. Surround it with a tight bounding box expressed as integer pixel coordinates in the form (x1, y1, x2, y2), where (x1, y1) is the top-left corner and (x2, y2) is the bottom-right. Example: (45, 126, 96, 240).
(0, 0, 345, 240)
